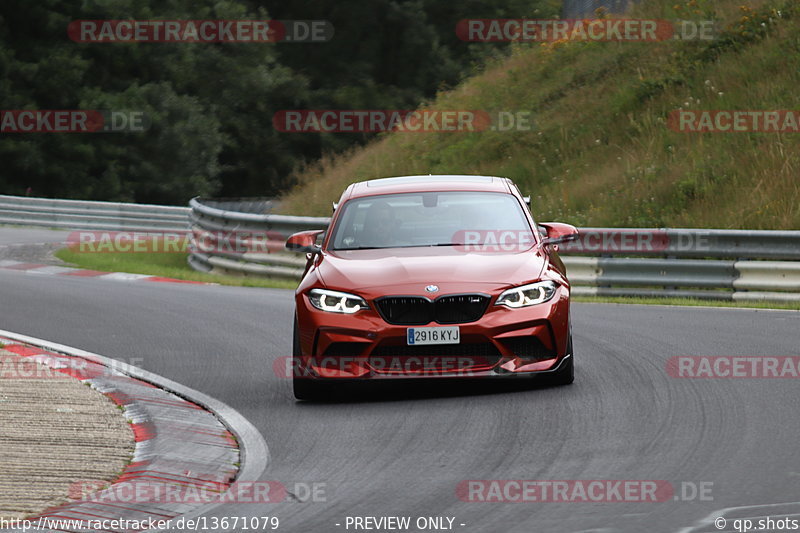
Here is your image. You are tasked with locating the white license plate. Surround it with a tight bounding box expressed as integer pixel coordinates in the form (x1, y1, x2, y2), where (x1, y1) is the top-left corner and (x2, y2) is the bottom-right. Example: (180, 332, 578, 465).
(407, 326, 460, 345)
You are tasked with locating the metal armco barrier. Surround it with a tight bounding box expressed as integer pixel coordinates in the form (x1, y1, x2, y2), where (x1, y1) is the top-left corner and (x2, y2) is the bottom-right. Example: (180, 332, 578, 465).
(1, 194, 797, 302)
(186, 198, 800, 303)
(562, 228, 800, 301)
(565, 257, 800, 302)
(0, 194, 189, 232)
(561, 227, 800, 260)
(187, 197, 329, 277)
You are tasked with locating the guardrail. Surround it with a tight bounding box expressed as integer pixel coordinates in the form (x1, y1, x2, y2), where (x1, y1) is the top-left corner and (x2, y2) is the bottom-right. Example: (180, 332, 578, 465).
(2, 194, 796, 302)
(187, 198, 800, 302)
(187, 197, 329, 278)
(560, 228, 800, 301)
(0, 194, 189, 232)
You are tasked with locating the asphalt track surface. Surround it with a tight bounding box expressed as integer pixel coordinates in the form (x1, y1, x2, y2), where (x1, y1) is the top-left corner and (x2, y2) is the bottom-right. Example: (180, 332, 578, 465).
(1, 228, 798, 533)
(0, 228, 71, 247)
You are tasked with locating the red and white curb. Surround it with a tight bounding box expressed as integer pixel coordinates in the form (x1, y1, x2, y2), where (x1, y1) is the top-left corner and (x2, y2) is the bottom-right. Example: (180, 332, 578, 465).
(0, 330, 269, 533)
(0, 260, 209, 285)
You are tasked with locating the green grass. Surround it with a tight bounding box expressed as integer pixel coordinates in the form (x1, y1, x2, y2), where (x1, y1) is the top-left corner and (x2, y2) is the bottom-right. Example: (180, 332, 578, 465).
(279, 0, 800, 229)
(574, 295, 800, 310)
(54, 247, 298, 290)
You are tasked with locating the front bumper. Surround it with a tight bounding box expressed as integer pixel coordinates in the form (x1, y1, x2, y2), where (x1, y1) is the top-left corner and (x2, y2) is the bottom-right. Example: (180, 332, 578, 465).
(294, 286, 571, 380)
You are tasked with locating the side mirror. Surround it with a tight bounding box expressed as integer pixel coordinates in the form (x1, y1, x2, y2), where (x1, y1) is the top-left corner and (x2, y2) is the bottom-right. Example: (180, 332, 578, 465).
(538, 223, 579, 245)
(286, 230, 324, 254)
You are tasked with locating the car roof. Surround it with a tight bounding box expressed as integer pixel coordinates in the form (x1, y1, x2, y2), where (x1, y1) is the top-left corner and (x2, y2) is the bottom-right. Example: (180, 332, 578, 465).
(346, 175, 511, 199)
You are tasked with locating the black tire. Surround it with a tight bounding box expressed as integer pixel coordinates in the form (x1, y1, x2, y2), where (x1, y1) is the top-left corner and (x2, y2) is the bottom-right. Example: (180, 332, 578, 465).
(292, 315, 327, 401)
(550, 334, 574, 386)
(293, 375, 327, 401)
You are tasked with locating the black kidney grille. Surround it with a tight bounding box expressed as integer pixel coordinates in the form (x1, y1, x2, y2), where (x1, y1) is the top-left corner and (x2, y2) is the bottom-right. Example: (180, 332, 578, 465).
(376, 297, 432, 325)
(435, 294, 490, 324)
(376, 294, 490, 325)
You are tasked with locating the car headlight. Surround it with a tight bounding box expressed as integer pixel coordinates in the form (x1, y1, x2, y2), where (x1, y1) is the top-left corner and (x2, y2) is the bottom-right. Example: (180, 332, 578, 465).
(308, 288, 369, 314)
(495, 280, 558, 308)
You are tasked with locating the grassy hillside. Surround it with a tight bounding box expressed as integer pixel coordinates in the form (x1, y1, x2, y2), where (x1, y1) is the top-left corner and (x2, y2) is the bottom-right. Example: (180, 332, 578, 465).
(279, 0, 799, 229)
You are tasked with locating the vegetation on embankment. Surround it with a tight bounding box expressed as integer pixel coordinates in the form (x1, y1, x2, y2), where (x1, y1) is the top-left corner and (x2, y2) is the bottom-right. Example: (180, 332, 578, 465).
(280, 0, 800, 229)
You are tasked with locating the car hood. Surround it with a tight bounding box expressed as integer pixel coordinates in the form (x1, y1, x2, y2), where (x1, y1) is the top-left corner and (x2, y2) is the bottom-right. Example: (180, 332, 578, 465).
(316, 246, 546, 293)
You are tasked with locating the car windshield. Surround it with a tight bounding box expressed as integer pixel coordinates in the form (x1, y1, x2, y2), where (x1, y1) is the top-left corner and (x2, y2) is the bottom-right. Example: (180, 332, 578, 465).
(329, 191, 534, 250)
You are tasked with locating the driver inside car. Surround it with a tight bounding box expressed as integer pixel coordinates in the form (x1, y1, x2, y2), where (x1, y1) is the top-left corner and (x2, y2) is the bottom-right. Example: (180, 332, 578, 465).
(359, 200, 398, 248)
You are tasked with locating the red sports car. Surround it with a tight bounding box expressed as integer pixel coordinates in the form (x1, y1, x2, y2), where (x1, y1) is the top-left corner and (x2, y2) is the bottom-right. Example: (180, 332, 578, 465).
(286, 175, 578, 400)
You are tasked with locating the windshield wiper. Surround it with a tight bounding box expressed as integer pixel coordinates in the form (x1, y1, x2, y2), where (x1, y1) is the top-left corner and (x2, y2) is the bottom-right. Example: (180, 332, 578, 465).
(334, 246, 387, 250)
(389, 243, 468, 248)
(336, 243, 466, 250)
